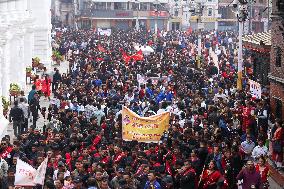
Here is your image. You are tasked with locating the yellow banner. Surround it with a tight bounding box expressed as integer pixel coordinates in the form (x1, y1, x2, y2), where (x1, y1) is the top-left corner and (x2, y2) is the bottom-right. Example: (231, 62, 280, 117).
(122, 106, 170, 143)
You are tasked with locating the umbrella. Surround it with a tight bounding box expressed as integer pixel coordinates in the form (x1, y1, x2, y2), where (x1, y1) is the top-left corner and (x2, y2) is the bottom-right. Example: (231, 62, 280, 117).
(134, 45, 154, 55)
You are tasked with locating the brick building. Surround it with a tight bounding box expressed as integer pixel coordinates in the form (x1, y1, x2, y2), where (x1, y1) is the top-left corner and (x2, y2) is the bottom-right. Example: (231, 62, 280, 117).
(268, 0, 284, 119)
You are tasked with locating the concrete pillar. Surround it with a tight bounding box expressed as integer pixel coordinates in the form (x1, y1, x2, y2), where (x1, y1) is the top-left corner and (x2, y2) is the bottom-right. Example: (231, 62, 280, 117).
(30, 0, 52, 70)
(2, 39, 11, 97)
(17, 35, 26, 89)
(0, 40, 5, 97)
(24, 27, 34, 68)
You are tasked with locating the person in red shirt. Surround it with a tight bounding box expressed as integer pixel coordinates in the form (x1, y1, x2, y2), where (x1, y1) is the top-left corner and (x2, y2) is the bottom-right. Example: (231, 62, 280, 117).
(200, 160, 222, 189)
(255, 155, 270, 189)
(42, 75, 52, 100)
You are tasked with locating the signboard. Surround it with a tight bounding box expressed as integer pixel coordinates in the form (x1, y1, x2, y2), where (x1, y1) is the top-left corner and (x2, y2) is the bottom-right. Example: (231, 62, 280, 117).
(249, 79, 261, 99)
(122, 106, 170, 143)
(149, 11, 169, 17)
(198, 23, 205, 29)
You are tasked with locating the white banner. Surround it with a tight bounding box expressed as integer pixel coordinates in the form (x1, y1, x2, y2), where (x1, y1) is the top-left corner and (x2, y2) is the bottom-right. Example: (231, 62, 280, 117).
(97, 28, 111, 36)
(15, 158, 36, 187)
(34, 157, 48, 185)
(15, 158, 48, 186)
(249, 79, 261, 99)
(136, 74, 168, 85)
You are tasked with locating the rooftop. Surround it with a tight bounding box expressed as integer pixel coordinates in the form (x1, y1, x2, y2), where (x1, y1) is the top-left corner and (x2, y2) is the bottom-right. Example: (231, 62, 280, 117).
(242, 31, 271, 46)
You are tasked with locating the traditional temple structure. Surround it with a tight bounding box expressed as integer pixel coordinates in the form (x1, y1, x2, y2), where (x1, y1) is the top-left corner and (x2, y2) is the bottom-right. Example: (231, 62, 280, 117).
(243, 31, 271, 85)
(0, 0, 52, 97)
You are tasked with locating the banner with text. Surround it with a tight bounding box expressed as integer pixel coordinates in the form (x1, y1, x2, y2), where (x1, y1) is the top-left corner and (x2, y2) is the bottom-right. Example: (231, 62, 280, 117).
(15, 158, 37, 187)
(122, 106, 170, 143)
(249, 79, 261, 99)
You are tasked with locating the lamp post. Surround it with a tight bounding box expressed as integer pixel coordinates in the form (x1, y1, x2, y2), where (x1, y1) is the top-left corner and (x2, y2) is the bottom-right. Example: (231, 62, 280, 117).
(153, 0, 160, 35)
(196, 3, 204, 60)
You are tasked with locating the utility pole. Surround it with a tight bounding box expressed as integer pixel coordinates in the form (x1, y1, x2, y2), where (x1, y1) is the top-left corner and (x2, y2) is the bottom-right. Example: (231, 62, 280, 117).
(134, 0, 140, 31)
(196, 2, 204, 68)
(237, 0, 249, 90)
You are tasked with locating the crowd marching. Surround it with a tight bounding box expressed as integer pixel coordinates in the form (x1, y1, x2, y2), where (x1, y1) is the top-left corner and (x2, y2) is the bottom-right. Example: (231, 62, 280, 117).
(3, 28, 284, 189)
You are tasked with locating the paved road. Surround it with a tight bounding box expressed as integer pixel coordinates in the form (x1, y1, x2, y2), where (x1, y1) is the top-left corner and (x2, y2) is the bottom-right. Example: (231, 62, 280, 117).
(7, 62, 69, 139)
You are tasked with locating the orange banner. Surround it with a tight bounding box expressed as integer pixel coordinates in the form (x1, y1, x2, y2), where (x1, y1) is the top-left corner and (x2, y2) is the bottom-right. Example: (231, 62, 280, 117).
(122, 106, 170, 143)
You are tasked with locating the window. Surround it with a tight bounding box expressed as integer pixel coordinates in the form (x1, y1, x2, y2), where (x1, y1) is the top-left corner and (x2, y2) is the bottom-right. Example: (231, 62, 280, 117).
(94, 2, 106, 10)
(208, 0, 213, 2)
(174, 9, 179, 16)
(140, 3, 148, 11)
(208, 8, 213, 16)
(276, 46, 282, 67)
(106, 2, 112, 10)
(275, 98, 282, 119)
(114, 2, 127, 10)
(276, 0, 284, 12)
(132, 2, 139, 10)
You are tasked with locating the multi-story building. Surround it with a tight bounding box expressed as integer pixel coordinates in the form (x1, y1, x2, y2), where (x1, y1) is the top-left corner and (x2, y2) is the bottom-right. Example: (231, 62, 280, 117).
(76, 0, 170, 31)
(268, 0, 284, 119)
(218, 0, 270, 32)
(51, 0, 76, 27)
(167, 0, 219, 30)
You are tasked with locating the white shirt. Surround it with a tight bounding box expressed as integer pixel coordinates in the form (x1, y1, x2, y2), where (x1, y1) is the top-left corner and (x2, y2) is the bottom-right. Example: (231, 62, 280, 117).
(241, 141, 255, 154)
(252, 145, 268, 159)
(18, 102, 29, 119)
(53, 169, 70, 181)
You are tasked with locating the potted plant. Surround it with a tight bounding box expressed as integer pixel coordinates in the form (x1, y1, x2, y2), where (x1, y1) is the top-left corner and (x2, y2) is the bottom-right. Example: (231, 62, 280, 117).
(32, 57, 40, 67)
(9, 83, 21, 96)
(52, 50, 64, 65)
(1, 96, 9, 117)
(26, 66, 32, 77)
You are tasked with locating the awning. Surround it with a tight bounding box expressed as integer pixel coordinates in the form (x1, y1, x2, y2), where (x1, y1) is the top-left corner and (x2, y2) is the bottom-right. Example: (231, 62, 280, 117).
(242, 31, 271, 46)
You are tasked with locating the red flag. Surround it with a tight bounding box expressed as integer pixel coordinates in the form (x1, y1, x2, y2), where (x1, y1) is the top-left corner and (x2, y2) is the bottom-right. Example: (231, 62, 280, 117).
(96, 57, 103, 61)
(121, 50, 131, 64)
(98, 44, 106, 52)
(131, 50, 143, 61)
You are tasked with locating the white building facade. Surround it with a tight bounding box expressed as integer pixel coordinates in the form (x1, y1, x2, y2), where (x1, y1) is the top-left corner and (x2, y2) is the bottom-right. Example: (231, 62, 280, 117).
(76, 0, 170, 31)
(168, 0, 220, 31)
(0, 0, 52, 99)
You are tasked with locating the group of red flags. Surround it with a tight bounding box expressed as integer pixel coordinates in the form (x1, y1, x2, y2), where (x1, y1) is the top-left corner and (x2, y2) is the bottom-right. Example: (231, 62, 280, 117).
(96, 44, 144, 63)
(121, 49, 144, 63)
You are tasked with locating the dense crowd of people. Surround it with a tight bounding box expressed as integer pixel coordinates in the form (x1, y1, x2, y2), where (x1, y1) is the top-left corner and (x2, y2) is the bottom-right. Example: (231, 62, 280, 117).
(3, 28, 283, 189)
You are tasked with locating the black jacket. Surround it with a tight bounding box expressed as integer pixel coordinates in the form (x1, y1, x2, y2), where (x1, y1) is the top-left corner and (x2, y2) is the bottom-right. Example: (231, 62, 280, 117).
(9, 106, 24, 122)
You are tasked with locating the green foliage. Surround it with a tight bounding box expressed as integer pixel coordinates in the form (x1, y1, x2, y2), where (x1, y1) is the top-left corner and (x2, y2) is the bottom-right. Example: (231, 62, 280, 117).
(9, 83, 21, 92)
(1, 96, 9, 111)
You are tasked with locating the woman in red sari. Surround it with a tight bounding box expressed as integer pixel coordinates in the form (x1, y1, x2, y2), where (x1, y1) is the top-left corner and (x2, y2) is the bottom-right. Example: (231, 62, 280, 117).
(255, 156, 270, 189)
(200, 160, 222, 189)
(272, 120, 283, 170)
(41, 75, 51, 100)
